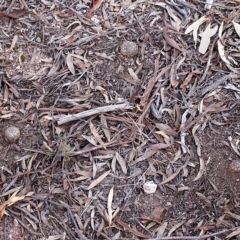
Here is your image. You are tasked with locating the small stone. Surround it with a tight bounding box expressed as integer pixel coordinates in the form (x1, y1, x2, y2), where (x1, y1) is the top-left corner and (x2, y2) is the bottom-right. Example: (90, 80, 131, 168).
(5, 126, 20, 143)
(229, 160, 240, 173)
(120, 41, 138, 58)
(143, 181, 157, 194)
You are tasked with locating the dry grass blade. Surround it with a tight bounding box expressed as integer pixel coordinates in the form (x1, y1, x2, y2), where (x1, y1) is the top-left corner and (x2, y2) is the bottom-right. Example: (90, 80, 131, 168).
(90, 121, 106, 149)
(87, 170, 111, 190)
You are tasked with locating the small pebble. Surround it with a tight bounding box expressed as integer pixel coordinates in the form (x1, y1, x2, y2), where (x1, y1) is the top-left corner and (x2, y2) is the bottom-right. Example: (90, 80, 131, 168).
(229, 160, 240, 173)
(120, 41, 138, 58)
(143, 181, 157, 194)
(5, 126, 20, 143)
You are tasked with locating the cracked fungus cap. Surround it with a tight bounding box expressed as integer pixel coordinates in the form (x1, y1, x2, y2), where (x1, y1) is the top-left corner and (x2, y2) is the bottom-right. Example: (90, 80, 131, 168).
(5, 126, 20, 143)
(120, 41, 138, 58)
(229, 160, 240, 173)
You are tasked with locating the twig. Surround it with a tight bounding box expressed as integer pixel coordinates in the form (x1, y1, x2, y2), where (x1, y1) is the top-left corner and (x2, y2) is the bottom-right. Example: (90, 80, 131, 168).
(148, 226, 239, 240)
(57, 103, 133, 125)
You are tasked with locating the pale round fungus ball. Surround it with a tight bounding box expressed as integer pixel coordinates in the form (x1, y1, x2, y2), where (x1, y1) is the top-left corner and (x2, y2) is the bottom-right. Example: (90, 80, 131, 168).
(229, 160, 240, 173)
(120, 41, 138, 58)
(5, 126, 20, 143)
(143, 181, 157, 194)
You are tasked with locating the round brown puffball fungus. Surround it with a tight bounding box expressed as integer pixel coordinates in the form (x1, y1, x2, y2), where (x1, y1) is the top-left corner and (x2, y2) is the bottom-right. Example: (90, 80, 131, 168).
(5, 126, 20, 143)
(229, 160, 240, 173)
(120, 41, 138, 58)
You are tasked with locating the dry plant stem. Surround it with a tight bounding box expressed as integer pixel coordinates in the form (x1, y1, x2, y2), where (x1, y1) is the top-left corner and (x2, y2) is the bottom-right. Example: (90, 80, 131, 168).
(148, 226, 238, 240)
(58, 103, 133, 125)
(199, 36, 218, 83)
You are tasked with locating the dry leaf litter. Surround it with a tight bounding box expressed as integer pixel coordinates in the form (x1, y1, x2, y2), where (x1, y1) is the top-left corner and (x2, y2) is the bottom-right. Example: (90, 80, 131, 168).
(1, 0, 240, 239)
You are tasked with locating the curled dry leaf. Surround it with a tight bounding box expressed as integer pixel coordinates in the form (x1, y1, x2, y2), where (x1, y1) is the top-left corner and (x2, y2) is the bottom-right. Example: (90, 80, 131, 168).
(185, 16, 208, 48)
(193, 157, 206, 181)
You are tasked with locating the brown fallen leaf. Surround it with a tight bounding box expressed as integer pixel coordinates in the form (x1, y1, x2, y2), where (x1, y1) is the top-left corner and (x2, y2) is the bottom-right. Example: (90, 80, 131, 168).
(115, 216, 150, 239)
(87, 170, 110, 190)
(163, 26, 184, 52)
(160, 158, 189, 185)
(182, 72, 194, 93)
(62, 174, 69, 191)
(90, 121, 106, 149)
(86, 0, 104, 19)
(66, 53, 75, 75)
(0, 9, 28, 20)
